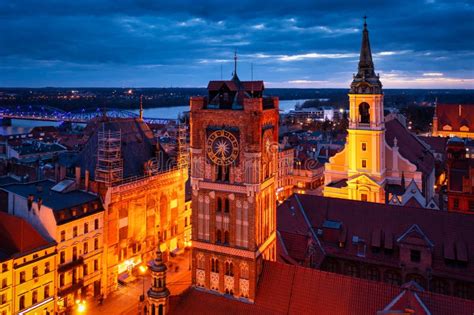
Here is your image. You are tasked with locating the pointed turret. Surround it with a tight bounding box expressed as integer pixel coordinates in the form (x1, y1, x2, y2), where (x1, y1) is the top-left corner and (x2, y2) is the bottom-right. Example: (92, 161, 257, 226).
(146, 239, 170, 314)
(350, 17, 382, 94)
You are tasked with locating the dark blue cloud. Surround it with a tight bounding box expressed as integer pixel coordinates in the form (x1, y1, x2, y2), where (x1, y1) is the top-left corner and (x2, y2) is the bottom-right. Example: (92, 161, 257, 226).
(0, 0, 473, 88)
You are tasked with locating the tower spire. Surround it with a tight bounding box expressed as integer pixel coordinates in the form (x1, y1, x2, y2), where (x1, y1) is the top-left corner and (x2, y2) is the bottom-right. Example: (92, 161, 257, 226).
(358, 16, 375, 77)
(234, 50, 238, 77)
(350, 17, 382, 94)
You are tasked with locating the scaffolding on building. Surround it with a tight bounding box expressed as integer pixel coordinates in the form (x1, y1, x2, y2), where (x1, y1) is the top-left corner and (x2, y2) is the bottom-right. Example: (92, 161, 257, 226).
(95, 128, 123, 185)
(177, 117, 189, 170)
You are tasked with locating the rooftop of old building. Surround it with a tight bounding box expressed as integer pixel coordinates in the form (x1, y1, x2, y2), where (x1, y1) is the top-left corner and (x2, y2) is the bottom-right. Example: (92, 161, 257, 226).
(0, 212, 56, 261)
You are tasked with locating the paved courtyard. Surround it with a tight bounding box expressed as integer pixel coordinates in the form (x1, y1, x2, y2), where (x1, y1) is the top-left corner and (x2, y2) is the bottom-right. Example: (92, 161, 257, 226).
(87, 250, 191, 315)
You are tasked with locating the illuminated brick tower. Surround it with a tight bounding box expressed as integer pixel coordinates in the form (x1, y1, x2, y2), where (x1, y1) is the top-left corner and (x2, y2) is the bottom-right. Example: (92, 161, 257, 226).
(190, 54, 279, 301)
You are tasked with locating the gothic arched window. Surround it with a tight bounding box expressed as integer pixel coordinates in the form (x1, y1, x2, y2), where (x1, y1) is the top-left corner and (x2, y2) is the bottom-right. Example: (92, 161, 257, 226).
(216, 229, 222, 244)
(224, 198, 230, 213)
(224, 231, 230, 245)
(217, 198, 222, 212)
(359, 102, 370, 124)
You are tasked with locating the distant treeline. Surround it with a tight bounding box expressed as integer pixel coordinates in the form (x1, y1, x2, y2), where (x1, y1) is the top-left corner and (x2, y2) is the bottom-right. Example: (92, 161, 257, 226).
(0, 87, 472, 111)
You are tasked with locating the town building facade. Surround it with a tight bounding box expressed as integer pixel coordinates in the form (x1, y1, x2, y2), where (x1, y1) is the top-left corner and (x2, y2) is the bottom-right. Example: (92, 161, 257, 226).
(0, 212, 57, 315)
(63, 117, 188, 296)
(189, 59, 279, 301)
(1, 180, 104, 313)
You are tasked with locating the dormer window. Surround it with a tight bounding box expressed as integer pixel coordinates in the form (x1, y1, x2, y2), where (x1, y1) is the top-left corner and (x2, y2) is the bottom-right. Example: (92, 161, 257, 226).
(410, 249, 421, 263)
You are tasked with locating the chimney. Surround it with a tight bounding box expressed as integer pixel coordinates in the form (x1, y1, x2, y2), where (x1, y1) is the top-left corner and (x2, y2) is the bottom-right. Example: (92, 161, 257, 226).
(54, 163, 59, 182)
(59, 165, 66, 181)
(85, 170, 90, 191)
(75, 166, 81, 189)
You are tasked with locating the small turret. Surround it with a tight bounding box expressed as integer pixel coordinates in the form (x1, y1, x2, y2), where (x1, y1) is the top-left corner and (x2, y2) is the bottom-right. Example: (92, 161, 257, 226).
(146, 240, 170, 315)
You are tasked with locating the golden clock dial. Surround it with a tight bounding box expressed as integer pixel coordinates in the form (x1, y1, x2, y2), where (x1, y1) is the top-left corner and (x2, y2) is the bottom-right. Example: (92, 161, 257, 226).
(206, 130, 239, 165)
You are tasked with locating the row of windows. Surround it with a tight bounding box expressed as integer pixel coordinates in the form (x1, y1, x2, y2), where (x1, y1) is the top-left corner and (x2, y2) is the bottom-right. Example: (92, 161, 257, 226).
(452, 198, 474, 211)
(58, 260, 98, 286)
(326, 261, 472, 299)
(15, 285, 50, 310)
(203, 258, 248, 279)
(60, 219, 100, 242)
(59, 239, 99, 264)
(18, 262, 51, 284)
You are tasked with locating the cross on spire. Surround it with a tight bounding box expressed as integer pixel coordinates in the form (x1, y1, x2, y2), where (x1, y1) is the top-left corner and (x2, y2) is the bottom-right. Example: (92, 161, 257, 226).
(363, 15, 367, 28)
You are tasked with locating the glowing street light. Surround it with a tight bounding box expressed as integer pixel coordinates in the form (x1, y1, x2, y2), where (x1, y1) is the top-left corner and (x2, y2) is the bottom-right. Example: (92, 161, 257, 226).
(139, 265, 148, 302)
(76, 300, 86, 313)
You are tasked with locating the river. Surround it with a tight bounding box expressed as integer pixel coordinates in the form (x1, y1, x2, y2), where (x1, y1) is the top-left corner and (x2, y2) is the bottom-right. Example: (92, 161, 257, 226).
(0, 99, 308, 136)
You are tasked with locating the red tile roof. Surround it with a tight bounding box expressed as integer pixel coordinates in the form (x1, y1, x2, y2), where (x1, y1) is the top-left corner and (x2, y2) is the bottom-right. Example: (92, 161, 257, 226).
(436, 104, 474, 132)
(170, 261, 474, 314)
(418, 136, 448, 157)
(278, 194, 474, 285)
(0, 212, 55, 260)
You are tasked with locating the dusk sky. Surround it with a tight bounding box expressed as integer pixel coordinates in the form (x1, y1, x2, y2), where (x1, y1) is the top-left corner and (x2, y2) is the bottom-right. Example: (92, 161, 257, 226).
(1, 0, 473, 89)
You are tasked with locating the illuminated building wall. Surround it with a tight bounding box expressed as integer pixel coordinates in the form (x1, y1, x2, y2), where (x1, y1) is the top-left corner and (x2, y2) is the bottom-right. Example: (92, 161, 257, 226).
(189, 68, 279, 301)
(1, 180, 105, 313)
(102, 168, 188, 296)
(277, 147, 295, 202)
(0, 213, 56, 315)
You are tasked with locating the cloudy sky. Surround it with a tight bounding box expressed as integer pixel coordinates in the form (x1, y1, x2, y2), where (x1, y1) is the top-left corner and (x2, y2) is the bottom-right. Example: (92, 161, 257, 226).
(1, 0, 473, 88)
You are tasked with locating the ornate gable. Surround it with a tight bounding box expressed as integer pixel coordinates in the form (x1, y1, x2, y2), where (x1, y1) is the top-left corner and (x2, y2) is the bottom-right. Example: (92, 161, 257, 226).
(397, 224, 434, 248)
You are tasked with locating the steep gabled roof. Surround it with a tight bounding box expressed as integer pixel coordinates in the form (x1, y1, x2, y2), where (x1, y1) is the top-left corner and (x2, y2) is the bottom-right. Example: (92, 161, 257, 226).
(278, 194, 474, 283)
(0, 212, 55, 260)
(385, 118, 435, 176)
(436, 104, 474, 132)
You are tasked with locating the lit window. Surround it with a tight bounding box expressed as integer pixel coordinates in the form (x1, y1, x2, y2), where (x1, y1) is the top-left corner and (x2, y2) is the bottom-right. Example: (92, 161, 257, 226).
(44, 262, 50, 273)
(32, 290, 38, 304)
(19, 271, 26, 283)
(361, 194, 368, 202)
(453, 198, 460, 210)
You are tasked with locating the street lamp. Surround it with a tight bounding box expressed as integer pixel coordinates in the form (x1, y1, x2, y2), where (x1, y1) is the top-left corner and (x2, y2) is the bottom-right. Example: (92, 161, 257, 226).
(76, 300, 86, 314)
(139, 265, 148, 302)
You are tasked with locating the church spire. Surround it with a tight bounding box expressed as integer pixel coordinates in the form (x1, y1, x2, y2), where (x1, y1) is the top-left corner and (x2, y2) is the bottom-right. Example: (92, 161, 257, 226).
(358, 16, 375, 77)
(232, 50, 240, 82)
(350, 17, 382, 94)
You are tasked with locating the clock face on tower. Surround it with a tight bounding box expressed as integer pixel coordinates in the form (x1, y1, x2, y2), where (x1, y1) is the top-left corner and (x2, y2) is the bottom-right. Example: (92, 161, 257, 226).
(206, 129, 239, 166)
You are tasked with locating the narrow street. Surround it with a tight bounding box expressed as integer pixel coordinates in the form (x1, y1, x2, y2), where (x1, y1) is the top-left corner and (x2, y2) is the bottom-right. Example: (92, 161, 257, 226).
(87, 250, 191, 315)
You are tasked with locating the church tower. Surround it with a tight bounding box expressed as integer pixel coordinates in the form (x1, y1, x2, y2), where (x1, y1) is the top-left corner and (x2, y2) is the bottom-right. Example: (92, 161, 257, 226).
(189, 55, 279, 301)
(324, 18, 387, 203)
(146, 241, 170, 315)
